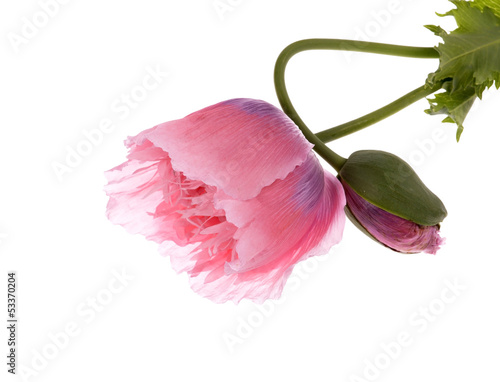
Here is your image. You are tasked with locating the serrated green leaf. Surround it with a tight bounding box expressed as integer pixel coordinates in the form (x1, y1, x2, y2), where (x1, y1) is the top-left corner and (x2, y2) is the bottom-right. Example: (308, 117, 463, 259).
(426, 0, 500, 138)
(425, 83, 476, 141)
(471, 0, 500, 17)
(424, 24, 447, 36)
(442, 116, 456, 123)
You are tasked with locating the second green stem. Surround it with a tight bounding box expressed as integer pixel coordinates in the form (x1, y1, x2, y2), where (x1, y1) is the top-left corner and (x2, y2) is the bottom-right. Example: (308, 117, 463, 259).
(274, 39, 443, 165)
(317, 82, 444, 143)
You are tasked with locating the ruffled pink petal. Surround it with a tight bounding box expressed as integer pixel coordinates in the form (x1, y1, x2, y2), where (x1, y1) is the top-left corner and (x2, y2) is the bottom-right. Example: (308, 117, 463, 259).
(141, 98, 313, 200)
(216, 152, 345, 272)
(104, 140, 174, 243)
(159, 152, 346, 303)
(104, 99, 346, 303)
(105, 138, 225, 246)
(341, 180, 444, 255)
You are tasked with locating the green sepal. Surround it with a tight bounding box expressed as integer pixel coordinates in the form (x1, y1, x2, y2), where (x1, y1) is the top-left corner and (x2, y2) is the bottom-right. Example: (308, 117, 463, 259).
(339, 150, 447, 226)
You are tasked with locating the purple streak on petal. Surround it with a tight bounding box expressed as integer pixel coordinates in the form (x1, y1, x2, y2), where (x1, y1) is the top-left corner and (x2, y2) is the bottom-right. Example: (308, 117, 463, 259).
(144, 98, 313, 201)
(221, 98, 284, 119)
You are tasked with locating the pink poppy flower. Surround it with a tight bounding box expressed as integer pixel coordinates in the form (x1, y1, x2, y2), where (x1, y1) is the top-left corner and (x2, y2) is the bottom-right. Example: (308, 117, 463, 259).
(104, 98, 346, 303)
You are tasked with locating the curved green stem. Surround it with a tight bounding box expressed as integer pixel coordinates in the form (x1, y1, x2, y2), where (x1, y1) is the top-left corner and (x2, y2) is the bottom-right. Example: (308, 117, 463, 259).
(316, 82, 444, 143)
(278, 39, 439, 60)
(274, 51, 347, 172)
(274, 39, 442, 158)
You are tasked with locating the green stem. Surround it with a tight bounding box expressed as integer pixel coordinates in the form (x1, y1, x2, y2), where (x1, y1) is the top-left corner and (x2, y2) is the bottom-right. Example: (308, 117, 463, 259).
(274, 65, 346, 171)
(316, 82, 443, 143)
(274, 39, 442, 158)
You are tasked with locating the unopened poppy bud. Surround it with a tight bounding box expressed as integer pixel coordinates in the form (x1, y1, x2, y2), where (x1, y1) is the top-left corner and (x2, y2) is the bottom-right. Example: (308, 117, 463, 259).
(338, 150, 447, 254)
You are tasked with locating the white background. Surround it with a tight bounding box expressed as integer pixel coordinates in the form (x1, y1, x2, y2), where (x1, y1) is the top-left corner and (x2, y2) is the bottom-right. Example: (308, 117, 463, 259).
(1, 0, 499, 381)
